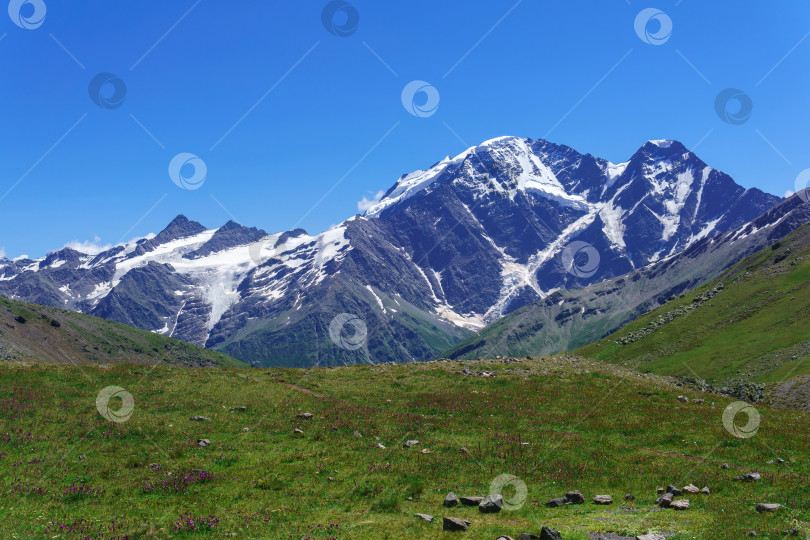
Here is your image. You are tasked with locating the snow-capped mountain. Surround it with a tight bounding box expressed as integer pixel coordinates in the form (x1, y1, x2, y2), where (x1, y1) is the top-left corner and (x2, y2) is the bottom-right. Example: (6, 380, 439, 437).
(0, 136, 780, 366)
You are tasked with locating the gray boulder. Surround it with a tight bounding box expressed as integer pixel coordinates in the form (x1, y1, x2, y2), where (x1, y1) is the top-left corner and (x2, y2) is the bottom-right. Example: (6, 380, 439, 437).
(478, 494, 503, 513)
(443, 492, 459, 507)
(442, 517, 470, 532)
(755, 503, 781, 513)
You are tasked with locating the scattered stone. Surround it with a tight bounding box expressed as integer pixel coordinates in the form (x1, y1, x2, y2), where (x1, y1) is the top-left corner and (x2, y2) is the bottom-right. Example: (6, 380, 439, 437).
(747, 532, 757, 537)
(353, 430, 362, 438)
(624, 494, 635, 501)
(776, 458, 786, 464)
(296, 412, 314, 420)
(242, 427, 249, 432)
(78, 455, 85, 461)
(478, 494, 503, 513)
(230, 406, 247, 412)
(496, 537, 515, 540)
(518, 534, 540, 540)
(414, 513, 433, 522)
(197, 439, 210, 447)
(700, 486, 710, 495)
(593, 494, 613, 505)
(540, 526, 563, 540)
(742, 472, 761, 482)
(656, 493, 673, 508)
(636, 535, 666, 540)
(692, 398, 704, 404)
(327, 477, 334, 482)
(656, 487, 665, 495)
(148, 463, 161, 470)
(670, 499, 690, 510)
(459, 446, 469, 454)
(755, 503, 781, 513)
(420, 448, 431, 454)
(682, 484, 700, 494)
(545, 497, 565, 508)
(376, 443, 385, 449)
(783, 527, 799, 536)
(404, 439, 419, 448)
(720, 463, 730, 469)
(190, 416, 210, 422)
(443, 492, 459, 507)
(442, 517, 470, 532)
(461, 495, 485, 506)
(677, 395, 689, 402)
(666, 485, 682, 496)
(564, 490, 585, 504)
(293, 428, 304, 434)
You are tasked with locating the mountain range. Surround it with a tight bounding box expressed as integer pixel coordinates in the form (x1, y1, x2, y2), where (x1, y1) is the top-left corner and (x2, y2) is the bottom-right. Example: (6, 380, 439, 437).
(0, 136, 784, 366)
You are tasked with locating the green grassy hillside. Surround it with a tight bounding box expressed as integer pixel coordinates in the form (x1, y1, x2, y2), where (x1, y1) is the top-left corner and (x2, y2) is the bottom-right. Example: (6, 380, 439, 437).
(0, 295, 244, 368)
(577, 224, 810, 410)
(0, 357, 806, 538)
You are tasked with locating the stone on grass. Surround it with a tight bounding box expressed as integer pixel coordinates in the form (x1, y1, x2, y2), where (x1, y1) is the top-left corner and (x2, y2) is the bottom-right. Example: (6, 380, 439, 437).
(293, 428, 304, 434)
(421, 448, 431, 454)
(197, 439, 210, 447)
(545, 497, 565, 508)
(625, 494, 635, 501)
(755, 503, 781, 513)
(636, 535, 666, 540)
(148, 463, 161, 470)
(230, 406, 247, 412)
(720, 463, 730, 469)
(656, 487, 665, 495)
(593, 494, 613, 505)
(518, 534, 540, 540)
(666, 485, 682, 496)
(460, 495, 484, 506)
(478, 494, 503, 513)
(540, 526, 563, 540)
(442, 517, 470, 532)
(353, 430, 362, 438)
(190, 416, 210, 422)
(656, 493, 673, 508)
(682, 483, 700, 494)
(496, 537, 515, 540)
(701, 486, 710, 495)
(742, 472, 761, 482)
(564, 490, 585, 504)
(670, 499, 690, 510)
(414, 513, 433, 522)
(444, 492, 459, 507)
(376, 443, 385, 449)
(677, 395, 688, 402)
(404, 439, 419, 448)
(296, 412, 314, 419)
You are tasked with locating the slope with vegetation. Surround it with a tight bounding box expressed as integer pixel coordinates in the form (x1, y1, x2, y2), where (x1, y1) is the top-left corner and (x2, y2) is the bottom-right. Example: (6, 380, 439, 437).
(577, 222, 810, 411)
(0, 295, 244, 367)
(0, 356, 806, 538)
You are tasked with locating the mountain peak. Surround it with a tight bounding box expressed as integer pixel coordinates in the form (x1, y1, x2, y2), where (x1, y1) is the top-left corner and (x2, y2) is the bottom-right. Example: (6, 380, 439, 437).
(158, 215, 207, 241)
(640, 139, 689, 156)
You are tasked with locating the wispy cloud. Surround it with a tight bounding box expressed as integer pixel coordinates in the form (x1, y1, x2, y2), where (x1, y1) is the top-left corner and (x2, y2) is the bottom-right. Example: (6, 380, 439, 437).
(357, 190, 385, 212)
(0, 247, 5, 259)
(63, 235, 112, 255)
(784, 190, 795, 198)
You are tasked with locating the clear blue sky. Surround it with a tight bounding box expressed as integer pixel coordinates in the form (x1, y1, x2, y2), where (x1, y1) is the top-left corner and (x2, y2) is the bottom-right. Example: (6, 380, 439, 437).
(2, 0, 809, 258)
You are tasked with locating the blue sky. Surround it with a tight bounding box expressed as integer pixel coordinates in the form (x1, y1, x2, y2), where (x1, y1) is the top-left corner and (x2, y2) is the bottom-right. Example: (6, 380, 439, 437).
(2, 0, 809, 258)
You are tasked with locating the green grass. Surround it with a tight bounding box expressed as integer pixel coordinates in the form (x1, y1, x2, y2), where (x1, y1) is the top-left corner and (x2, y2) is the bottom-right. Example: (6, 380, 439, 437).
(577, 227, 810, 387)
(0, 356, 807, 538)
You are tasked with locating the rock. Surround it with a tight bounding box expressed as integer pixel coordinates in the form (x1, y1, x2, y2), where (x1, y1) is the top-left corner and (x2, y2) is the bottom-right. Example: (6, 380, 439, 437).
(478, 494, 503, 513)
(670, 499, 690, 510)
(545, 497, 565, 507)
(776, 457, 786, 464)
(656, 493, 673, 508)
(327, 476, 334, 482)
(742, 472, 761, 482)
(720, 463, 730, 469)
(296, 412, 314, 419)
(78, 455, 85, 460)
(692, 398, 704, 404)
(540, 527, 562, 540)
(625, 494, 635, 501)
(293, 428, 304, 434)
(518, 534, 540, 540)
(461, 495, 484, 506)
(636, 535, 666, 540)
(420, 448, 431, 454)
(197, 439, 210, 447)
(700, 486, 710, 495)
(443, 492, 459, 507)
(656, 487, 665, 495)
(148, 463, 161, 470)
(496, 537, 515, 540)
(242, 427, 249, 432)
(414, 513, 433, 522)
(404, 439, 419, 448)
(682, 483, 700, 494)
(353, 430, 362, 438)
(677, 395, 688, 402)
(230, 406, 247, 412)
(376, 443, 385, 449)
(190, 416, 210, 422)
(442, 517, 470, 532)
(755, 503, 781, 513)
(666, 485, 682, 496)
(459, 446, 469, 454)
(564, 490, 585, 504)
(593, 494, 613, 505)
(747, 532, 757, 537)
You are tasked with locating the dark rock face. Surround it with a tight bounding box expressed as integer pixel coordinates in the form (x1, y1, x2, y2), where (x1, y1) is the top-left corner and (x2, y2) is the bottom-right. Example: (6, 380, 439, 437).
(0, 137, 785, 367)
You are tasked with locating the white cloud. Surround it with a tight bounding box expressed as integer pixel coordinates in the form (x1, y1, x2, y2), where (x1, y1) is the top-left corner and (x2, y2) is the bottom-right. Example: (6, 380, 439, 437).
(0, 247, 5, 259)
(63, 235, 112, 255)
(357, 190, 385, 212)
(784, 190, 795, 198)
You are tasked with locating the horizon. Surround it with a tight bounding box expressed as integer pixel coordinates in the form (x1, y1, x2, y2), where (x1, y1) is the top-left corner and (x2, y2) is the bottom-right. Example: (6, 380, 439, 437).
(3, 1, 810, 259)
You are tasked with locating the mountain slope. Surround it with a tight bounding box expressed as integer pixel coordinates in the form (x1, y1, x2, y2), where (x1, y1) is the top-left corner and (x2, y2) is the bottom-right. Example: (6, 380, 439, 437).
(0, 136, 781, 367)
(576, 221, 810, 410)
(0, 295, 244, 367)
(444, 192, 810, 362)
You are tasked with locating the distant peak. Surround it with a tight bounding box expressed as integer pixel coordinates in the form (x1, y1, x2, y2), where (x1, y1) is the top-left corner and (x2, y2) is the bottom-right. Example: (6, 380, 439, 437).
(154, 215, 207, 243)
(641, 139, 688, 154)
